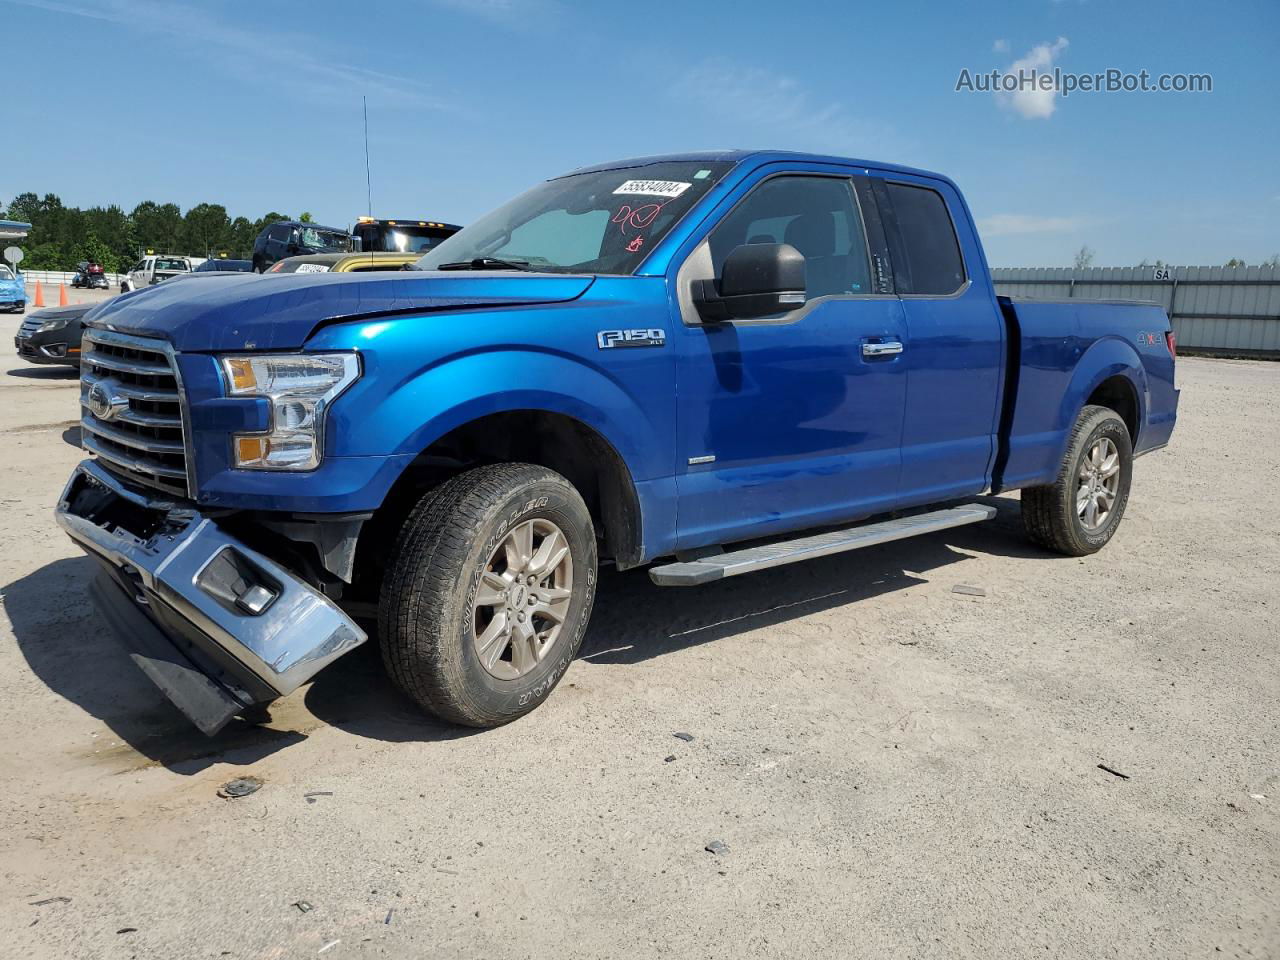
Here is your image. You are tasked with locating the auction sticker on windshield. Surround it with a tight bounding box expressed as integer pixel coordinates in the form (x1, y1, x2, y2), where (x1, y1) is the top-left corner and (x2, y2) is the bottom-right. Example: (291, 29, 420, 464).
(613, 180, 692, 198)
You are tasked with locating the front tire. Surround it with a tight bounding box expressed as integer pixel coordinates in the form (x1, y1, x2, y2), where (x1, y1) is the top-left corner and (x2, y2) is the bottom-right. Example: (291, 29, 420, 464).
(379, 463, 597, 727)
(1021, 404, 1133, 556)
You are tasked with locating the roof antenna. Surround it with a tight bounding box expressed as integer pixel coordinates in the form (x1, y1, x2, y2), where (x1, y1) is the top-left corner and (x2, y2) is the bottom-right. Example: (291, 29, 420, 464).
(363, 95, 373, 259)
(363, 96, 373, 217)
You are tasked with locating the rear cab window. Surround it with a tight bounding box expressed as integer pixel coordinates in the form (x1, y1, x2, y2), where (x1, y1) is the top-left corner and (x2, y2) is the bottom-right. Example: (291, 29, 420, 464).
(881, 182, 967, 296)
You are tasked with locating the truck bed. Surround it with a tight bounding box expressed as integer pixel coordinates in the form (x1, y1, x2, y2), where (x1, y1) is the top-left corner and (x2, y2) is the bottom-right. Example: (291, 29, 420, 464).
(995, 296, 1179, 493)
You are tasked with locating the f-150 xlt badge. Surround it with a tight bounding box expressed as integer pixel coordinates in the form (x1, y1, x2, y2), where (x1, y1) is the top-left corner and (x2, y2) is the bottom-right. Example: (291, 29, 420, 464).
(597, 328, 666, 349)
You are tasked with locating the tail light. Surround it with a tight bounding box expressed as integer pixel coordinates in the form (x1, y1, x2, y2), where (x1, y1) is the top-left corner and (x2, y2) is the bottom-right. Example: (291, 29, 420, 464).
(1165, 330, 1177, 357)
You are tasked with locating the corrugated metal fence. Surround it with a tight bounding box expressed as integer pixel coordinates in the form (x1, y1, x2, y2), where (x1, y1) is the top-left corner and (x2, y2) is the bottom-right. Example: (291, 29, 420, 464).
(992, 265, 1280, 358)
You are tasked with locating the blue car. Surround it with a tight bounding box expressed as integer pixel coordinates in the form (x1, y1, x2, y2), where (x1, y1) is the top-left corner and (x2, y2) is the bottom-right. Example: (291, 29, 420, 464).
(57, 150, 1178, 735)
(0, 263, 24, 313)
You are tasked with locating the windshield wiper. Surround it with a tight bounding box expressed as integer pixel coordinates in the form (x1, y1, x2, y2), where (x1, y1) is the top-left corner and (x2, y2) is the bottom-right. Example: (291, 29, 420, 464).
(435, 257, 531, 271)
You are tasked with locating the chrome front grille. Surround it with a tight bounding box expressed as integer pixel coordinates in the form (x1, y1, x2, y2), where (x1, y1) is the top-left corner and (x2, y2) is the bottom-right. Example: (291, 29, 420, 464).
(19, 317, 41, 338)
(80, 330, 191, 498)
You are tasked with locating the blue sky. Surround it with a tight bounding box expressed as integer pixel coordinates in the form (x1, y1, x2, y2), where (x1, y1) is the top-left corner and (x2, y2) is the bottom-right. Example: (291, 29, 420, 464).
(3, 0, 1277, 266)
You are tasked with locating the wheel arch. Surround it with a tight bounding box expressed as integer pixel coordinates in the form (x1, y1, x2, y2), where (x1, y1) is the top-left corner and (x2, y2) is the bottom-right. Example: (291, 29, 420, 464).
(1063, 337, 1147, 449)
(358, 408, 646, 601)
(1085, 374, 1140, 445)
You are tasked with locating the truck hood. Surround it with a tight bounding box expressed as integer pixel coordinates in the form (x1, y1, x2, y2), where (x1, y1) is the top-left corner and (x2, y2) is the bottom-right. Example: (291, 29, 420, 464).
(87, 271, 597, 352)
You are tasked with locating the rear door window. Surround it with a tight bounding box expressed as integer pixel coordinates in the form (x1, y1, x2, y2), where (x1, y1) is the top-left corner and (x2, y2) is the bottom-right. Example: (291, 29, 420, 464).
(883, 182, 966, 296)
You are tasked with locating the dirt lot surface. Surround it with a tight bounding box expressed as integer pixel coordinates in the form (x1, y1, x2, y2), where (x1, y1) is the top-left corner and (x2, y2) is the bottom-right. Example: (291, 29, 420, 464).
(0, 339, 1276, 960)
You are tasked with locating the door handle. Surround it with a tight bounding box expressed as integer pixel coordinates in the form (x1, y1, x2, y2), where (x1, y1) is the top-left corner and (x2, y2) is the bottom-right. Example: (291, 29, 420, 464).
(862, 340, 904, 357)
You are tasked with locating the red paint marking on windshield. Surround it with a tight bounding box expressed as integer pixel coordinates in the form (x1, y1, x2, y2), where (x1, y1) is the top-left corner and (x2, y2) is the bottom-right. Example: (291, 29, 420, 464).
(612, 202, 666, 236)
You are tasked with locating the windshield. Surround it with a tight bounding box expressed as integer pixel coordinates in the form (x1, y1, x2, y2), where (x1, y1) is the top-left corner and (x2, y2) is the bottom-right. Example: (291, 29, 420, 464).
(415, 161, 733, 274)
(299, 227, 352, 253)
(358, 223, 456, 253)
(154, 257, 187, 271)
(384, 227, 452, 253)
(0, 266, 12, 281)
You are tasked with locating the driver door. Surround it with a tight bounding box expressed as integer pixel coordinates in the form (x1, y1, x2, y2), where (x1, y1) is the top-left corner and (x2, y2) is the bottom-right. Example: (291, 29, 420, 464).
(672, 169, 909, 551)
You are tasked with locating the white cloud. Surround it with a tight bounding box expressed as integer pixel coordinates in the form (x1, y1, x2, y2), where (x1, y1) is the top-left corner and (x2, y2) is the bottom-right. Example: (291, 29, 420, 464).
(992, 38, 1010, 54)
(670, 58, 895, 156)
(998, 36, 1069, 119)
(427, 0, 559, 25)
(11, 0, 445, 107)
(978, 213, 1090, 237)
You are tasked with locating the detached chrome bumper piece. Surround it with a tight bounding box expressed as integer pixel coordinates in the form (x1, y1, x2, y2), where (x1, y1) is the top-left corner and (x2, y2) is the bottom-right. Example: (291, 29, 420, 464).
(55, 460, 367, 734)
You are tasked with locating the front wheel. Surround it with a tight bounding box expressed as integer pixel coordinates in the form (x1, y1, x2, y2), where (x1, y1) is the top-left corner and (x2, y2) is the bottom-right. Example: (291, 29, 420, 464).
(379, 463, 597, 727)
(1021, 404, 1133, 556)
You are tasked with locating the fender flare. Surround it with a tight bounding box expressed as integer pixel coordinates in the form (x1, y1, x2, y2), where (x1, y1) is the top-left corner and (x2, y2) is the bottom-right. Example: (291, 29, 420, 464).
(379, 353, 659, 479)
(1058, 335, 1147, 448)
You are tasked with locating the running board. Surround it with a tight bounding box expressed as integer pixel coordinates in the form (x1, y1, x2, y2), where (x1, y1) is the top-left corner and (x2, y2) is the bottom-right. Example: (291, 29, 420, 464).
(648, 504, 996, 586)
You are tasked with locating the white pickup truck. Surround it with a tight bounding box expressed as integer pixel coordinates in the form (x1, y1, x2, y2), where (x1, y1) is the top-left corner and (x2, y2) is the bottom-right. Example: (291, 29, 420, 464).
(119, 255, 201, 292)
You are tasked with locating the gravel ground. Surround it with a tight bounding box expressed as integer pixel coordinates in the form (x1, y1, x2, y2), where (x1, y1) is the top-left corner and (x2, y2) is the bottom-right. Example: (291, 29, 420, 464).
(0, 338, 1276, 960)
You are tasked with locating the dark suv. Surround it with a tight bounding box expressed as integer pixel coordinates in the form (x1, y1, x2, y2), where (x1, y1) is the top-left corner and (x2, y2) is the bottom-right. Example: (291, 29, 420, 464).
(252, 221, 354, 273)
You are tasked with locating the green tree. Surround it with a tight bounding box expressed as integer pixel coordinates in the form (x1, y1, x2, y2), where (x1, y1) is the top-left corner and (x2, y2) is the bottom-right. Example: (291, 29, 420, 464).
(131, 201, 184, 254)
(75, 232, 117, 273)
(1073, 245, 1095, 270)
(182, 203, 232, 258)
(228, 216, 257, 258)
(1224, 257, 1246, 268)
(299, 211, 314, 223)
(1, 193, 307, 269)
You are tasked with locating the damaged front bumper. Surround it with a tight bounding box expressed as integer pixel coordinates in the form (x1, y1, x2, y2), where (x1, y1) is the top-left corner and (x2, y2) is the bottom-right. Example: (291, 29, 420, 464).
(55, 460, 367, 735)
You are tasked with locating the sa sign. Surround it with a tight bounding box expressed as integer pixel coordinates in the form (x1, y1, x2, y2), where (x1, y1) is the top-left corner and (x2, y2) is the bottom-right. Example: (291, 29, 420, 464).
(1152, 267, 1171, 281)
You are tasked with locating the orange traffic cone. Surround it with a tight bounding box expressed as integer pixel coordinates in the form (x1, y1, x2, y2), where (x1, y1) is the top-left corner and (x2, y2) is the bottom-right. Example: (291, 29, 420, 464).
(33, 282, 44, 308)
(59, 284, 69, 307)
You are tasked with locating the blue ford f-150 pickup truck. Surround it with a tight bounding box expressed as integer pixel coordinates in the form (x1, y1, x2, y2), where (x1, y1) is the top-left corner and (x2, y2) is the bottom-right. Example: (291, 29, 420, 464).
(55, 150, 1178, 734)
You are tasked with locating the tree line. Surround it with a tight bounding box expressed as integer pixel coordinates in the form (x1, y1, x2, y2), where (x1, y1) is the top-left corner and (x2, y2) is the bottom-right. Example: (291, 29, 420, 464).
(1073, 245, 1280, 271)
(1, 193, 322, 273)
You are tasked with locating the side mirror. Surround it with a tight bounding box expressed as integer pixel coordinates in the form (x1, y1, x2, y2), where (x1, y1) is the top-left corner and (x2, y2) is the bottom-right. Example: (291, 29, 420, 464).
(692, 243, 806, 322)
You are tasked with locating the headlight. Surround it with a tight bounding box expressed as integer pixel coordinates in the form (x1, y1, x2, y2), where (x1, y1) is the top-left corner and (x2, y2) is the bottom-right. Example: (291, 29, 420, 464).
(37, 316, 70, 333)
(221, 353, 360, 470)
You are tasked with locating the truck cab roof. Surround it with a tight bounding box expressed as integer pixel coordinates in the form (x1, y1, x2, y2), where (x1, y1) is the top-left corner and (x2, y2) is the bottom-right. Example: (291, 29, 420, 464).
(562, 150, 954, 186)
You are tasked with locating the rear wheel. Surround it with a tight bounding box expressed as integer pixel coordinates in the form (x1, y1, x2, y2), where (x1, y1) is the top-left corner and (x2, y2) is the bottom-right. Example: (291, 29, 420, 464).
(378, 463, 597, 727)
(1021, 404, 1133, 556)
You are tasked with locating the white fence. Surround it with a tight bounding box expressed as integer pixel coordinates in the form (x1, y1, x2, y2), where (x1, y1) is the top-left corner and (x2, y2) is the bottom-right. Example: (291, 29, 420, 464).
(17, 270, 125, 287)
(992, 265, 1280, 358)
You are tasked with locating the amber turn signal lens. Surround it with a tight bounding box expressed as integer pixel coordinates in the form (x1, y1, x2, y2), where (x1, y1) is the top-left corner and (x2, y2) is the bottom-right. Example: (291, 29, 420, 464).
(225, 358, 257, 393)
(234, 435, 267, 466)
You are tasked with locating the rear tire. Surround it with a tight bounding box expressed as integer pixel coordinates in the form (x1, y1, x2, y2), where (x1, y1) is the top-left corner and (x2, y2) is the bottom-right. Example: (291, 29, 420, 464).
(378, 463, 597, 727)
(1021, 404, 1133, 556)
